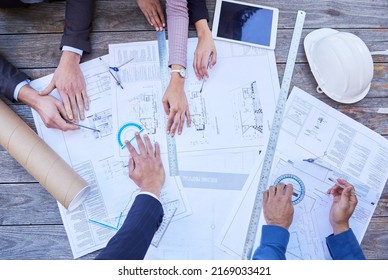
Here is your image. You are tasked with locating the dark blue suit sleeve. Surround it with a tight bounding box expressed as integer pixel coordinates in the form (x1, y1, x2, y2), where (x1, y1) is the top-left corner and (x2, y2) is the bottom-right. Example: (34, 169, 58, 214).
(61, 0, 94, 52)
(252, 225, 289, 260)
(95, 194, 164, 260)
(0, 55, 29, 101)
(326, 228, 366, 260)
(188, 0, 209, 24)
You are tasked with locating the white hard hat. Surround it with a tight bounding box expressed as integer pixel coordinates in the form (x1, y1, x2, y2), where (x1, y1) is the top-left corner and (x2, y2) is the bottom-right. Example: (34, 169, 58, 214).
(304, 28, 374, 104)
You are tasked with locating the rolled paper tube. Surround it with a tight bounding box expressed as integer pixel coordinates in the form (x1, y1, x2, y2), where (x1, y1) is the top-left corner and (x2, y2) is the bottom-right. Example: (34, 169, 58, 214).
(0, 99, 89, 210)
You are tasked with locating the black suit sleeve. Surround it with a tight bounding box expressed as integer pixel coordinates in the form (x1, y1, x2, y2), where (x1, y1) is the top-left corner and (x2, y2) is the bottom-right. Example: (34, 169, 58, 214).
(60, 0, 94, 53)
(95, 194, 164, 260)
(188, 0, 209, 24)
(0, 55, 29, 101)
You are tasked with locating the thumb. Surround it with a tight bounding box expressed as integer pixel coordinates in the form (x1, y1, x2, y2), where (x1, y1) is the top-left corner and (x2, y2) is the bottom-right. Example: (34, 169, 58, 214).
(40, 80, 56, 96)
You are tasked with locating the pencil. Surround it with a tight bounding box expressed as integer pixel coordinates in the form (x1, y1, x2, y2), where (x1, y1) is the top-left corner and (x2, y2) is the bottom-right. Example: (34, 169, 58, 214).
(67, 121, 100, 132)
(328, 177, 346, 189)
(199, 52, 214, 93)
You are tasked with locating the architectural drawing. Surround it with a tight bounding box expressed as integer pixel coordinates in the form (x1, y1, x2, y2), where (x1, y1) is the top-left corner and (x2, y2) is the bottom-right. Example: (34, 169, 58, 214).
(217, 87, 388, 259)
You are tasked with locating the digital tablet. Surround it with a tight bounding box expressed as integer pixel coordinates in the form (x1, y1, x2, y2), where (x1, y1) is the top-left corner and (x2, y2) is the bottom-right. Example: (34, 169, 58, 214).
(212, 0, 279, 49)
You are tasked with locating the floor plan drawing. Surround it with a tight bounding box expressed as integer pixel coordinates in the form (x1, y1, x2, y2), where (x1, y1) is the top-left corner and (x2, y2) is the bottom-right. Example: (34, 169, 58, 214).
(217, 87, 388, 259)
(31, 56, 191, 259)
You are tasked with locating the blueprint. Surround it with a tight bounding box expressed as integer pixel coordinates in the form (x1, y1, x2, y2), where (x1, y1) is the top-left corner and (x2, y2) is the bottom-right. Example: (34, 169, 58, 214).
(217, 87, 388, 259)
(30, 56, 190, 259)
(109, 38, 279, 190)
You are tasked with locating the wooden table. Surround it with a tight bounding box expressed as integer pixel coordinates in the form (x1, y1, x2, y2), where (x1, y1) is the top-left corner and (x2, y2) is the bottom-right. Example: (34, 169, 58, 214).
(0, 0, 387, 259)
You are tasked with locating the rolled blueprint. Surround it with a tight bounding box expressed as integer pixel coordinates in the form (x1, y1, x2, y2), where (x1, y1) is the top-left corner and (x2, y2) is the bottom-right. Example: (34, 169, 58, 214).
(0, 99, 89, 210)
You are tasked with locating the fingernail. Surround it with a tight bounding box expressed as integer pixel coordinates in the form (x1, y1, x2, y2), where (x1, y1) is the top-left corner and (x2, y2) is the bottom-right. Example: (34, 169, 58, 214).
(68, 114, 73, 120)
(135, 132, 139, 136)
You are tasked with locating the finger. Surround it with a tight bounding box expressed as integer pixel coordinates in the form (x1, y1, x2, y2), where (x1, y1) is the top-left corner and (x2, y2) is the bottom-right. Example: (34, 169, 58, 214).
(143, 134, 154, 155)
(170, 111, 180, 136)
(76, 93, 85, 120)
(263, 190, 269, 205)
(125, 139, 140, 158)
(82, 89, 89, 111)
(40, 81, 56, 96)
(166, 112, 175, 134)
(69, 96, 78, 122)
(135, 132, 147, 155)
(210, 51, 217, 68)
(150, 12, 163, 31)
(193, 55, 200, 79)
(154, 141, 161, 158)
(61, 94, 74, 120)
(337, 178, 354, 189)
(185, 109, 191, 128)
(177, 112, 185, 135)
(284, 184, 294, 200)
(268, 185, 276, 198)
(155, 3, 165, 27)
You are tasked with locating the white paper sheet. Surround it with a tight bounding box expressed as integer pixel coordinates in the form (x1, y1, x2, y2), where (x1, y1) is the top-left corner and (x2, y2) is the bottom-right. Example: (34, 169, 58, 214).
(218, 87, 388, 259)
(30, 56, 190, 259)
(109, 38, 279, 190)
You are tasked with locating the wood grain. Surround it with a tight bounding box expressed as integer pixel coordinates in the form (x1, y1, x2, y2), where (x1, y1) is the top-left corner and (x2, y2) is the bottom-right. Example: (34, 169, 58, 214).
(0, 0, 387, 260)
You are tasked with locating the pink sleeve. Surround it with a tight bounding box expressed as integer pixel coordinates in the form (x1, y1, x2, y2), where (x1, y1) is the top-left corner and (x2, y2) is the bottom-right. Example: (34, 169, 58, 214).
(166, 0, 189, 68)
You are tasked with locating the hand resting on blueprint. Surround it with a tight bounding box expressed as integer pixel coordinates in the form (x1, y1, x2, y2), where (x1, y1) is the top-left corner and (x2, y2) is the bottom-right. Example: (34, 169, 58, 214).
(125, 133, 165, 198)
(18, 84, 79, 131)
(263, 183, 294, 230)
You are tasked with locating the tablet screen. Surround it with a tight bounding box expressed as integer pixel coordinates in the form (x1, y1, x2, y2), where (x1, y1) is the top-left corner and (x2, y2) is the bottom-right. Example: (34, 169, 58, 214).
(216, 1, 274, 47)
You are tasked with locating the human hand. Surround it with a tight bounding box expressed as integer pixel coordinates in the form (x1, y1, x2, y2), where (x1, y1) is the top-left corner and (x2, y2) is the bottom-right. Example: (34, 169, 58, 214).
(40, 51, 89, 121)
(18, 85, 78, 131)
(136, 0, 165, 31)
(327, 179, 358, 235)
(125, 133, 165, 198)
(162, 74, 191, 136)
(193, 19, 217, 80)
(263, 183, 294, 230)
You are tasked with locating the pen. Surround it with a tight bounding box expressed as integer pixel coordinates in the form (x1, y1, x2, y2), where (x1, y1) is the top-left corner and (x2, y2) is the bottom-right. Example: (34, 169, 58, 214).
(328, 177, 346, 189)
(199, 52, 213, 93)
(67, 121, 100, 132)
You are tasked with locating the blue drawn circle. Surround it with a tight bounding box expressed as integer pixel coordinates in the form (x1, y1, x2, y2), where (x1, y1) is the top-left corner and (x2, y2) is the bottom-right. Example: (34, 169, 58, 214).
(274, 174, 305, 205)
(117, 122, 144, 149)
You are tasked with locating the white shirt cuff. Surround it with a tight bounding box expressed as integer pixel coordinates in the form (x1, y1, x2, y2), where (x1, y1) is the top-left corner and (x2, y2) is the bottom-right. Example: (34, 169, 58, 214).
(62, 46, 83, 56)
(138, 191, 160, 202)
(14, 79, 30, 101)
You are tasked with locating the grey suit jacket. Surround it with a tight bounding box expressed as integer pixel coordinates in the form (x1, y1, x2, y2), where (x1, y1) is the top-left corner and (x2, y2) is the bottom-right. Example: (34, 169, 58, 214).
(0, 0, 94, 100)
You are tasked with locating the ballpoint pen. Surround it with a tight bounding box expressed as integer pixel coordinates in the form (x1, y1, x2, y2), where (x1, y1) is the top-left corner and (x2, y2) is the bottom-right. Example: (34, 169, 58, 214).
(199, 52, 214, 93)
(303, 157, 333, 171)
(67, 121, 100, 132)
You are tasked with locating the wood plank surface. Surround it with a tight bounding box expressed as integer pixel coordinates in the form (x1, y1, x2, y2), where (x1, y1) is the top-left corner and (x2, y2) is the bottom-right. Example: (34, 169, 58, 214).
(0, 0, 387, 260)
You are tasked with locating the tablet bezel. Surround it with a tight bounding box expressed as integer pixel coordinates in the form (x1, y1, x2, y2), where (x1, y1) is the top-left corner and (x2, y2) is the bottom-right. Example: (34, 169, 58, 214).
(212, 0, 279, 49)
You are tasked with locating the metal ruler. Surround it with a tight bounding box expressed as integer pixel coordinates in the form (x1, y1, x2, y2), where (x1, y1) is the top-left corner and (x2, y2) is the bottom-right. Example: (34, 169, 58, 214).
(157, 30, 179, 176)
(242, 10, 306, 260)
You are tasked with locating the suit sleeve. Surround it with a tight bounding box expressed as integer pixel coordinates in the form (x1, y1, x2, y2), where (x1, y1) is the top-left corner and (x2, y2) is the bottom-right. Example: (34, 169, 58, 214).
(326, 228, 366, 260)
(252, 225, 289, 260)
(60, 0, 94, 53)
(0, 54, 29, 101)
(187, 0, 209, 24)
(95, 194, 164, 260)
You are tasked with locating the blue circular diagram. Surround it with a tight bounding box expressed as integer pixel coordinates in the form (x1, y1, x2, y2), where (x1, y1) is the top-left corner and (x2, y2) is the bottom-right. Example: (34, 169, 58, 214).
(117, 122, 144, 149)
(274, 174, 305, 205)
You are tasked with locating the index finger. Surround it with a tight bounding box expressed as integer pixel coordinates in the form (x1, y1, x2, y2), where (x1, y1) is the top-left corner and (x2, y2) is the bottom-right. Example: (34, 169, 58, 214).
(135, 132, 147, 155)
(125, 139, 140, 158)
(284, 184, 294, 200)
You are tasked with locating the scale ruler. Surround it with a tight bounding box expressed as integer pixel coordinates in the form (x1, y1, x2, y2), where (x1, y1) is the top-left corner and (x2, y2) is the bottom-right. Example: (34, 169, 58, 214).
(242, 10, 306, 260)
(157, 30, 179, 176)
